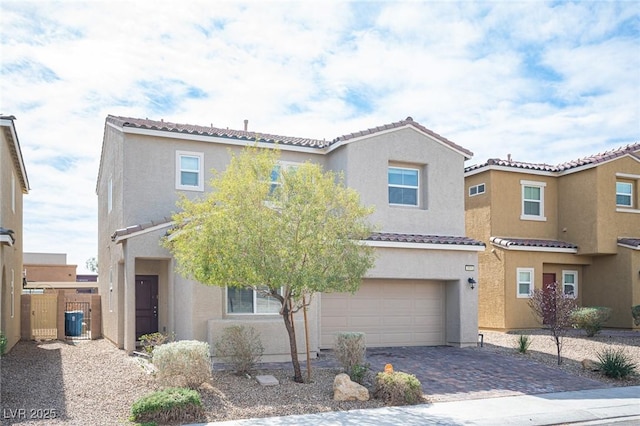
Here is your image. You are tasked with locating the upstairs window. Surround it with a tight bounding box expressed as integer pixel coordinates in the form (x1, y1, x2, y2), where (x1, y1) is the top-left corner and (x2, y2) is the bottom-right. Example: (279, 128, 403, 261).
(521, 180, 546, 221)
(227, 286, 281, 314)
(388, 167, 419, 206)
(469, 183, 485, 196)
(176, 151, 204, 191)
(616, 181, 632, 207)
(107, 177, 113, 213)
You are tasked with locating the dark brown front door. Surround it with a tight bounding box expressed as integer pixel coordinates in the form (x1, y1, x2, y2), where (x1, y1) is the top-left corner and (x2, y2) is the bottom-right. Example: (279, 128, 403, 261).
(135, 275, 158, 340)
(542, 273, 556, 325)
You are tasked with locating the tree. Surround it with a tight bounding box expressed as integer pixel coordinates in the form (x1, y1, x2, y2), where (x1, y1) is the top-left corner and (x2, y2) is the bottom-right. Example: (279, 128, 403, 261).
(528, 281, 578, 365)
(85, 257, 98, 273)
(163, 146, 376, 382)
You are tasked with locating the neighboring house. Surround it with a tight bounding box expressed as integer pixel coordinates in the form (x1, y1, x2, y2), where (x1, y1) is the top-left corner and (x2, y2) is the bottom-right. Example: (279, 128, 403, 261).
(23, 252, 98, 294)
(0, 115, 30, 353)
(97, 115, 484, 360)
(465, 144, 640, 330)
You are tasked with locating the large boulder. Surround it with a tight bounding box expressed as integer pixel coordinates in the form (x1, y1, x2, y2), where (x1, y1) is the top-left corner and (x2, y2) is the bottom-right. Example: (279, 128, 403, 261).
(333, 373, 369, 401)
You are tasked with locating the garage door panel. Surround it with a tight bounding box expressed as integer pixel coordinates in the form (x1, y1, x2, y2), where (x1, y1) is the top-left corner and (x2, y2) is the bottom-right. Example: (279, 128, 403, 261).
(321, 279, 445, 348)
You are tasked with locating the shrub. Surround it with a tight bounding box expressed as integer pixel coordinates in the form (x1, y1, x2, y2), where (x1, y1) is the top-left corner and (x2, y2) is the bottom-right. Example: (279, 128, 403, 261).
(214, 325, 264, 375)
(632, 305, 640, 326)
(515, 334, 532, 354)
(374, 371, 424, 405)
(130, 387, 203, 424)
(334, 332, 367, 383)
(571, 307, 612, 337)
(596, 348, 637, 379)
(0, 332, 7, 357)
(139, 332, 172, 355)
(153, 340, 211, 388)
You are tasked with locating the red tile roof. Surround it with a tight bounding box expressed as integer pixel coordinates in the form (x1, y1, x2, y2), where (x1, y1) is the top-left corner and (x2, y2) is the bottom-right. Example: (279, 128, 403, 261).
(466, 143, 640, 174)
(368, 232, 485, 247)
(106, 115, 472, 157)
(490, 237, 577, 250)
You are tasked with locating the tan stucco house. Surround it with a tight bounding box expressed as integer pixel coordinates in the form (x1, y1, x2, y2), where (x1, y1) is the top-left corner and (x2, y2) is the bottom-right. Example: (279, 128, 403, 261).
(465, 143, 640, 330)
(97, 115, 484, 360)
(1, 115, 30, 353)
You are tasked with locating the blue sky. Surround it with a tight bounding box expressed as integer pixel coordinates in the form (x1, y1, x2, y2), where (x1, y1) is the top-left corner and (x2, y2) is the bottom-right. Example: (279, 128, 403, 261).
(1, 1, 638, 273)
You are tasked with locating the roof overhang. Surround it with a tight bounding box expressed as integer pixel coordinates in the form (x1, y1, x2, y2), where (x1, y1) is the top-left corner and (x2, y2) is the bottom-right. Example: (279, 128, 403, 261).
(364, 240, 485, 252)
(490, 236, 578, 253)
(112, 220, 174, 244)
(0, 234, 14, 246)
(1, 116, 30, 193)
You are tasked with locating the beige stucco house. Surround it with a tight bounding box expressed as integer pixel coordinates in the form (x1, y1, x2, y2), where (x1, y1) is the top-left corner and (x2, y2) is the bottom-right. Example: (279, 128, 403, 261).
(465, 143, 640, 330)
(1, 115, 30, 353)
(97, 115, 484, 360)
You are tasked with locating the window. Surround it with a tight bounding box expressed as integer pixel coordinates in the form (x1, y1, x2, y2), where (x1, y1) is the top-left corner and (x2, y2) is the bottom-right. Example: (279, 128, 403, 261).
(11, 172, 15, 213)
(562, 270, 578, 297)
(388, 167, 419, 206)
(517, 268, 534, 298)
(269, 162, 299, 195)
(108, 267, 113, 312)
(469, 183, 485, 196)
(176, 151, 204, 191)
(616, 181, 632, 207)
(227, 286, 281, 314)
(11, 269, 15, 317)
(521, 180, 546, 221)
(107, 177, 113, 213)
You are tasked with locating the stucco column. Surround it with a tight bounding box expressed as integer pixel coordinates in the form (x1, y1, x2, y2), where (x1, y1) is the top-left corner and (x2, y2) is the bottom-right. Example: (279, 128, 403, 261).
(123, 243, 136, 353)
(167, 259, 175, 336)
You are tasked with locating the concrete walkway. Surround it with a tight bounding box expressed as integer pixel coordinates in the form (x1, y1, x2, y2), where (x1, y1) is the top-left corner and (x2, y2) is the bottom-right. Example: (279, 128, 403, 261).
(191, 385, 640, 425)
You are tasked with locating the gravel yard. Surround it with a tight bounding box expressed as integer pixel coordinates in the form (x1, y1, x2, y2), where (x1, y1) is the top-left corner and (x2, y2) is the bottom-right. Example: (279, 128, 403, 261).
(1, 329, 638, 425)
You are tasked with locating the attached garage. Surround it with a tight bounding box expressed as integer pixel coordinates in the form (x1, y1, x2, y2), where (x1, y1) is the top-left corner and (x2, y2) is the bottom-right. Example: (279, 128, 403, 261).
(320, 279, 446, 348)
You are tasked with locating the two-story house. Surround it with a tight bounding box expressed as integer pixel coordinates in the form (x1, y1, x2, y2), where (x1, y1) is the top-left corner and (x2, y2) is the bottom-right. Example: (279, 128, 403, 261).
(465, 144, 640, 330)
(97, 115, 484, 360)
(1, 115, 30, 353)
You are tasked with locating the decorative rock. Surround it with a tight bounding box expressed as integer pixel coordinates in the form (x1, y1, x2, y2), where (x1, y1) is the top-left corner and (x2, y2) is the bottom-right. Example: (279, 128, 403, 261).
(256, 375, 279, 386)
(333, 373, 369, 401)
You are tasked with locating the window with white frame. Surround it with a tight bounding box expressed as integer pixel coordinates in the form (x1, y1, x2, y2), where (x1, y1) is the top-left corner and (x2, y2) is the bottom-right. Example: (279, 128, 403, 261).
(11, 172, 16, 213)
(269, 162, 299, 195)
(388, 167, 419, 206)
(469, 183, 485, 196)
(11, 269, 15, 317)
(562, 270, 578, 297)
(521, 180, 546, 220)
(107, 177, 113, 213)
(517, 268, 534, 298)
(176, 151, 204, 191)
(227, 286, 281, 314)
(616, 181, 633, 207)
(108, 267, 113, 312)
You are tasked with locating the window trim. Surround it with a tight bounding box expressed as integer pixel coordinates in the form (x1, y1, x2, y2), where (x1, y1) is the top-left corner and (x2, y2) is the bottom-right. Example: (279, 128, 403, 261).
(562, 270, 578, 298)
(388, 166, 420, 207)
(226, 286, 282, 315)
(520, 180, 546, 221)
(469, 183, 486, 197)
(517, 267, 534, 298)
(176, 151, 204, 191)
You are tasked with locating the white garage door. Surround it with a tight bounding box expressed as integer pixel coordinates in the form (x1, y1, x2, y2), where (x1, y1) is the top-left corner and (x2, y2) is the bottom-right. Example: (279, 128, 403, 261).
(320, 279, 445, 348)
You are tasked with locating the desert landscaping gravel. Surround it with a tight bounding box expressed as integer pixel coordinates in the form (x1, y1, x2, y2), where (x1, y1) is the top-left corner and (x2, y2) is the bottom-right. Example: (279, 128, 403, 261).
(1, 329, 638, 425)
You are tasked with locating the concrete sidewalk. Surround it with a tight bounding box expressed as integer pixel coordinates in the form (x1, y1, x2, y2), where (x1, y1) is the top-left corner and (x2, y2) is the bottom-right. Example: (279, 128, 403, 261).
(191, 385, 640, 426)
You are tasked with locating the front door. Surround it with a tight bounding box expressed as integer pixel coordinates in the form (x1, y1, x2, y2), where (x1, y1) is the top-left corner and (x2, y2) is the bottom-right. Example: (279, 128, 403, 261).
(542, 273, 556, 325)
(135, 275, 158, 340)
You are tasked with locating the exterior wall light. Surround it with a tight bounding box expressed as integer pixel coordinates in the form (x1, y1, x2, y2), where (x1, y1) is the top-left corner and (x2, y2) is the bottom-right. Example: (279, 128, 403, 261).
(468, 278, 477, 289)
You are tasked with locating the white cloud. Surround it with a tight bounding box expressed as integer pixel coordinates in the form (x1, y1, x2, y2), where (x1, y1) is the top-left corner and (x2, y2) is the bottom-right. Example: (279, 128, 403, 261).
(1, 0, 638, 272)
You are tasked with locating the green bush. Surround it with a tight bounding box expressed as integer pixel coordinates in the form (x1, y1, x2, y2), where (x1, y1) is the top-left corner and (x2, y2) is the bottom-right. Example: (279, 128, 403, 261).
(153, 340, 211, 388)
(515, 334, 532, 354)
(130, 387, 203, 424)
(596, 348, 637, 379)
(632, 305, 640, 326)
(0, 332, 7, 357)
(374, 371, 424, 405)
(571, 307, 612, 337)
(334, 332, 367, 383)
(139, 332, 173, 355)
(214, 325, 264, 375)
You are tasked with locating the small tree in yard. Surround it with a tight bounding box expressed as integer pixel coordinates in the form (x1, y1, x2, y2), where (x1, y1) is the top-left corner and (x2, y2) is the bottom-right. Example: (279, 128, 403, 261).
(163, 146, 376, 383)
(528, 281, 578, 365)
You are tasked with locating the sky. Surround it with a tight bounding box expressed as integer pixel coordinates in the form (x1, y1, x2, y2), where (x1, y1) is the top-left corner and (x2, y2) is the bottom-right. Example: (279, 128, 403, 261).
(1, 1, 639, 274)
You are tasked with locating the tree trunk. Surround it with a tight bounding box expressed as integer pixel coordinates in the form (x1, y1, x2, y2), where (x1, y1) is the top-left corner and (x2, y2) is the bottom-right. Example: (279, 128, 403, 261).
(281, 301, 303, 382)
(554, 334, 562, 365)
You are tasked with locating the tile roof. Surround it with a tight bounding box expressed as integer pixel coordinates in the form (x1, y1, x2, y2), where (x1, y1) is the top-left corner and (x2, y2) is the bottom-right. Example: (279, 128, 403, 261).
(490, 236, 577, 250)
(106, 115, 472, 157)
(618, 238, 640, 249)
(0, 227, 15, 244)
(466, 142, 640, 174)
(111, 217, 173, 241)
(368, 232, 485, 247)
